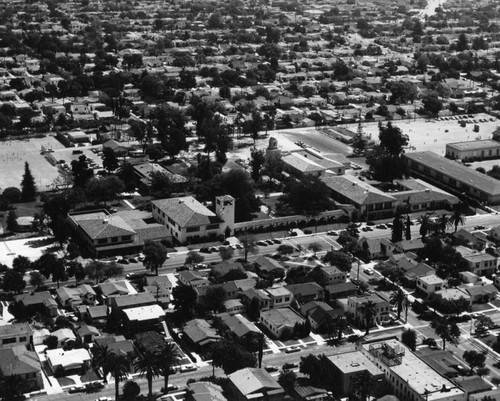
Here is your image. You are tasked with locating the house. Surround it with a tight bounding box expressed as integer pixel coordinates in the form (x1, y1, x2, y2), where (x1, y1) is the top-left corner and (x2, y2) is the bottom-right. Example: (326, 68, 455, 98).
(0, 346, 43, 391)
(76, 324, 100, 344)
(228, 368, 285, 401)
(77, 305, 108, 327)
(436, 288, 472, 304)
(94, 335, 135, 358)
(46, 348, 91, 375)
(144, 275, 173, 305)
(293, 384, 330, 401)
(327, 351, 384, 397)
(212, 260, 246, 278)
(219, 313, 261, 341)
(260, 307, 305, 339)
(51, 328, 77, 347)
(102, 139, 130, 157)
(14, 291, 58, 317)
(68, 210, 140, 258)
(254, 256, 286, 280)
(347, 294, 390, 328)
(241, 289, 271, 311)
(196, 281, 239, 306)
(134, 331, 167, 353)
(224, 298, 246, 314)
(324, 282, 358, 299)
(98, 280, 137, 303)
(110, 293, 156, 312)
(462, 253, 497, 277)
(416, 274, 446, 297)
(183, 319, 222, 350)
(313, 266, 346, 286)
(358, 237, 387, 259)
(300, 301, 337, 332)
(0, 323, 33, 349)
(151, 195, 234, 244)
(133, 162, 188, 191)
(402, 262, 435, 286)
(188, 381, 227, 401)
(122, 304, 166, 334)
(285, 282, 324, 303)
(178, 271, 210, 288)
(56, 285, 96, 311)
(265, 287, 294, 308)
(461, 283, 498, 303)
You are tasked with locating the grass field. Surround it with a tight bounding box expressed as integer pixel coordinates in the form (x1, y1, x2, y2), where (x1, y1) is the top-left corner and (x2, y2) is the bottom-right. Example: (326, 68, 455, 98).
(0, 136, 63, 190)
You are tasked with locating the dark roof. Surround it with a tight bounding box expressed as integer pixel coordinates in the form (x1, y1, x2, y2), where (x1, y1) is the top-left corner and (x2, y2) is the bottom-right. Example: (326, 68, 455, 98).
(324, 281, 357, 295)
(0, 346, 40, 376)
(285, 282, 323, 298)
(134, 331, 166, 352)
(71, 211, 135, 240)
(455, 375, 492, 394)
(254, 256, 285, 273)
(112, 293, 155, 309)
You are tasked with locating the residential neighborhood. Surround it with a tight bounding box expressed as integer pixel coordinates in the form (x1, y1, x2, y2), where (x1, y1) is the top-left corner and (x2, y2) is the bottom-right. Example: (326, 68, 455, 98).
(3, 0, 500, 400)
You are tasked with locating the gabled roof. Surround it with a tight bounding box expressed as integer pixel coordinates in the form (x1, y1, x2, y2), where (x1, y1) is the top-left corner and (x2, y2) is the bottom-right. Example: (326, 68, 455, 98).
(183, 319, 221, 346)
(76, 214, 135, 239)
(220, 314, 259, 338)
(285, 282, 323, 298)
(0, 346, 40, 376)
(254, 256, 285, 273)
(228, 368, 282, 396)
(152, 196, 221, 228)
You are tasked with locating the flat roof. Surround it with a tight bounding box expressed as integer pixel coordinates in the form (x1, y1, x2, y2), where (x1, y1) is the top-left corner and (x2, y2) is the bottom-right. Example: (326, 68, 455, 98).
(123, 304, 165, 321)
(328, 350, 382, 375)
(363, 339, 464, 401)
(405, 151, 500, 196)
(419, 274, 445, 285)
(446, 140, 500, 151)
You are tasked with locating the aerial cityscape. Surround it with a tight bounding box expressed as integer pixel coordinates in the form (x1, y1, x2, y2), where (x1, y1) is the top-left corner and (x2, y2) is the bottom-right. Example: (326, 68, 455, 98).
(1, 0, 500, 400)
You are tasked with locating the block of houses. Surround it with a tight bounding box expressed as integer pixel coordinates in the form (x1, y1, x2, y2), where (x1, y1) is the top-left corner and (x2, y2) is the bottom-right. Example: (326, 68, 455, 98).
(151, 195, 234, 244)
(56, 285, 96, 311)
(416, 274, 446, 297)
(228, 368, 285, 401)
(347, 294, 390, 328)
(253, 256, 286, 280)
(327, 351, 384, 397)
(285, 282, 324, 303)
(46, 348, 91, 375)
(183, 319, 222, 350)
(0, 323, 33, 349)
(122, 304, 166, 334)
(260, 307, 305, 339)
(14, 291, 58, 317)
(0, 346, 43, 391)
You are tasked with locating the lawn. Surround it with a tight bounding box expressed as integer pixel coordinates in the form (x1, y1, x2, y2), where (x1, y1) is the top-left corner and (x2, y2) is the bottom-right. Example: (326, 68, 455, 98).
(56, 376, 75, 387)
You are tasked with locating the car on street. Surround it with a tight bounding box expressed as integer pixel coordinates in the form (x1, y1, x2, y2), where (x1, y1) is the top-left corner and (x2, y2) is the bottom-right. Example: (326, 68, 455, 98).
(165, 385, 179, 392)
(68, 385, 85, 394)
(272, 239, 282, 244)
(285, 346, 301, 353)
(96, 397, 114, 401)
(256, 240, 268, 246)
(86, 382, 104, 393)
(363, 267, 374, 275)
(264, 366, 279, 372)
(180, 365, 197, 373)
(474, 225, 486, 230)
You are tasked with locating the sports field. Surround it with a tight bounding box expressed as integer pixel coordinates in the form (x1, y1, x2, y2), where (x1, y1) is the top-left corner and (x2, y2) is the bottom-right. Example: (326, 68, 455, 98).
(0, 136, 63, 190)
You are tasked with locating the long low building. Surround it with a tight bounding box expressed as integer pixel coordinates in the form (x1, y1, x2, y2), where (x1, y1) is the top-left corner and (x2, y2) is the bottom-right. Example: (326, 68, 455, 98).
(404, 151, 500, 205)
(445, 139, 500, 162)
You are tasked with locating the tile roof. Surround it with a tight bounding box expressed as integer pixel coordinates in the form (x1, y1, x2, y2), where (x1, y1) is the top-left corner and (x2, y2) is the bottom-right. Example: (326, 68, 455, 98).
(152, 196, 221, 228)
(71, 211, 136, 240)
(220, 314, 259, 338)
(0, 346, 40, 376)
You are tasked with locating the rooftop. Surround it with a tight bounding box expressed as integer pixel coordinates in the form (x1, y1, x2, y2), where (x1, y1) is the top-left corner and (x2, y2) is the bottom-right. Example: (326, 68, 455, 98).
(446, 139, 500, 151)
(123, 304, 165, 322)
(228, 368, 282, 396)
(328, 350, 382, 375)
(152, 196, 221, 228)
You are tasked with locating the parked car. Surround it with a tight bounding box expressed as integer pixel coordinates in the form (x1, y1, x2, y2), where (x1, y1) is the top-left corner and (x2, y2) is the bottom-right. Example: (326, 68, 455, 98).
(282, 362, 299, 370)
(285, 346, 301, 353)
(180, 365, 197, 373)
(199, 247, 211, 254)
(68, 385, 86, 394)
(257, 241, 268, 246)
(272, 239, 282, 244)
(264, 366, 279, 373)
(363, 267, 374, 275)
(126, 272, 146, 280)
(86, 382, 104, 393)
(164, 385, 179, 393)
(265, 239, 274, 245)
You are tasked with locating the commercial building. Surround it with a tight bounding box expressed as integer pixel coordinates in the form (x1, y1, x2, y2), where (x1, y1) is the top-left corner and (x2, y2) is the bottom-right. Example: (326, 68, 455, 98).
(404, 151, 500, 205)
(445, 140, 500, 162)
(282, 148, 346, 177)
(152, 195, 234, 244)
(360, 339, 466, 401)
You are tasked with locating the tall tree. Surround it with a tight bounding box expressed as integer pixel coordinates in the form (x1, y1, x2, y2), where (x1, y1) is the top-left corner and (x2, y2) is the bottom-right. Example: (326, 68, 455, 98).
(449, 209, 466, 233)
(29, 271, 45, 290)
(436, 213, 450, 235)
(431, 317, 460, 350)
(391, 215, 404, 243)
(390, 288, 407, 320)
(350, 371, 377, 401)
(359, 300, 377, 335)
(6, 210, 19, 232)
(463, 350, 487, 374)
(418, 213, 432, 239)
(2, 270, 26, 293)
(102, 147, 119, 172)
(401, 328, 417, 351)
(107, 353, 129, 401)
(239, 232, 257, 262)
(142, 241, 167, 275)
(134, 350, 161, 398)
(157, 342, 181, 392)
(71, 155, 94, 187)
(171, 284, 197, 317)
(21, 162, 37, 201)
(250, 148, 265, 182)
(405, 215, 412, 240)
(92, 344, 112, 383)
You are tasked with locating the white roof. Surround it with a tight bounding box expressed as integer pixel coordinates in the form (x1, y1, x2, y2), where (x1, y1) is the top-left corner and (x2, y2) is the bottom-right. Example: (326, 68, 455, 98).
(123, 304, 165, 322)
(46, 348, 91, 369)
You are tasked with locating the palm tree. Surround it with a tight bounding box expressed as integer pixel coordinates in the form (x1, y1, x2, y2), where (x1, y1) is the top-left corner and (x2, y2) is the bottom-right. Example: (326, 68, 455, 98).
(358, 300, 377, 335)
(134, 349, 161, 398)
(390, 288, 407, 320)
(449, 209, 466, 233)
(92, 344, 113, 383)
(157, 342, 181, 392)
(107, 353, 129, 401)
(436, 213, 450, 235)
(350, 370, 376, 401)
(417, 213, 432, 239)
